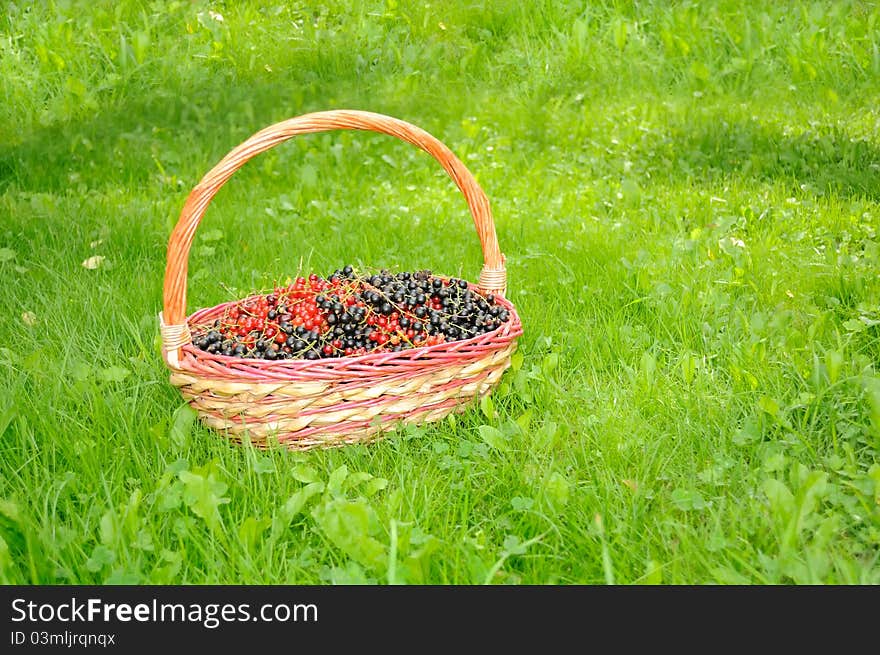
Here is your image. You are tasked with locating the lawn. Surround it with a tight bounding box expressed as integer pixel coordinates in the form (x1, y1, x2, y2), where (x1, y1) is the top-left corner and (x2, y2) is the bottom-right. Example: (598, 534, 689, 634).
(1, 0, 878, 584)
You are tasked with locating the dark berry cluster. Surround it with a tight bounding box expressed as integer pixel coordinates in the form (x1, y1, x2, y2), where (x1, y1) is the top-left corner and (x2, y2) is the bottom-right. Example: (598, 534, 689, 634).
(191, 266, 511, 361)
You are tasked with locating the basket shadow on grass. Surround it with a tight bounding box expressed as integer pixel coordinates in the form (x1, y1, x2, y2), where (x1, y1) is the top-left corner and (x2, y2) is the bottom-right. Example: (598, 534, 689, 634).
(637, 118, 880, 202)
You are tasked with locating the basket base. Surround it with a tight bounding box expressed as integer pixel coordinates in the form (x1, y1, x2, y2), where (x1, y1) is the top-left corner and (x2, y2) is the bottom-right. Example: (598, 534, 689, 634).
(199, 378, 498, 450)
(173, 344, 514, 450)
(218, 393, 484, 451)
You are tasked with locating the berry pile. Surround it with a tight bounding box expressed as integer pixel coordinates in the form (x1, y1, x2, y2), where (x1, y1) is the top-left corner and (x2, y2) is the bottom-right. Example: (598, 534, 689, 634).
(191, 266, 511, 360)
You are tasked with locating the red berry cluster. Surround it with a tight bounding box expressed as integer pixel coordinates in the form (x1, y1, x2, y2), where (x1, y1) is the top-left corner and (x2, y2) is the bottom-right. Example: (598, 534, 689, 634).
(192, 266, 510, 361)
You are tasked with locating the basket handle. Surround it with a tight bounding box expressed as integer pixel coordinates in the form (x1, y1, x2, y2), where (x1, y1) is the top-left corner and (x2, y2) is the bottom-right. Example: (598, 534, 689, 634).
(160, 110, 507, 365)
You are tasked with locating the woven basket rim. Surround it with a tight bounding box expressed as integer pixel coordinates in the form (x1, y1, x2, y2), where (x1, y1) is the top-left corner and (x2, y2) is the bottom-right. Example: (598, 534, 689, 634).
(179, 287, 522, 373)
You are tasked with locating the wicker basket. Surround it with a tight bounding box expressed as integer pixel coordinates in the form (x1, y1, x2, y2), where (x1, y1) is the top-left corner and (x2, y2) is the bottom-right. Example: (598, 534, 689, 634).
(159, 110, 523, 450)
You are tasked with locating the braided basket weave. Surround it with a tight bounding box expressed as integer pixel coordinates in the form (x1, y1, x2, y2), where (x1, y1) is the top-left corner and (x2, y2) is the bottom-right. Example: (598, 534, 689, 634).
(159, 110, 523, 450)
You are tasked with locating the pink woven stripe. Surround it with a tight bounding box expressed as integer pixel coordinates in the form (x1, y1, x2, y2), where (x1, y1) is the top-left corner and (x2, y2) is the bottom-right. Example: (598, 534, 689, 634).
(177, 289, 522, 382)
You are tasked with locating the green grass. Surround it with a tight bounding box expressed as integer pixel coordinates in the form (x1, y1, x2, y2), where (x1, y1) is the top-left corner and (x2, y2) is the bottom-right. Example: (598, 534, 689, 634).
(1, 0, 879, 585)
